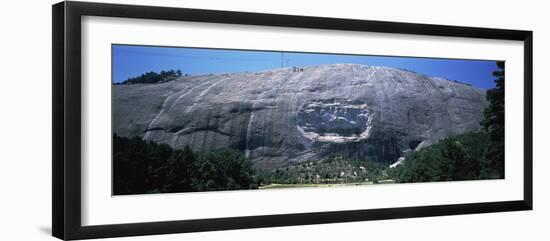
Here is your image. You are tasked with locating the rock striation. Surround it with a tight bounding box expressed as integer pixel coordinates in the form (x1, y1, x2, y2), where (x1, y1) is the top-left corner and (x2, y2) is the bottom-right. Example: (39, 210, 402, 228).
(113, 64, 487, 169)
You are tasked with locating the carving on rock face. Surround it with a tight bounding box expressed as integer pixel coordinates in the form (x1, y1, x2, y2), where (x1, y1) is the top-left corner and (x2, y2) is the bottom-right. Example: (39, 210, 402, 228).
(296, 99, 374, 143)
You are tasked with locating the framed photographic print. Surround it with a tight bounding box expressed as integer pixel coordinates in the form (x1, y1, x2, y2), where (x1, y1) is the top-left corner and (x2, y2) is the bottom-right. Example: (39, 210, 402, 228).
(52, 1, 533, 240)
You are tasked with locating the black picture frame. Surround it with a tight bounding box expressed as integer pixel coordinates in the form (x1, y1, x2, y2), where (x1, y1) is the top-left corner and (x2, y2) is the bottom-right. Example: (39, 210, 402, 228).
(52, 1, 533, 240)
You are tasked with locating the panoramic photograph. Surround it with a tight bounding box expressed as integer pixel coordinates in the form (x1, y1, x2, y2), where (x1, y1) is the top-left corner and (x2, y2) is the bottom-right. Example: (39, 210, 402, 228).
(111, 44, 505, 195)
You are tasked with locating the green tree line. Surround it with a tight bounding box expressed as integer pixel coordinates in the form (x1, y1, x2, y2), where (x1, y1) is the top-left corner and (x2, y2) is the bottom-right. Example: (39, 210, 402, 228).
(116, 69, 183, 85)
(113, 134, 257, 195)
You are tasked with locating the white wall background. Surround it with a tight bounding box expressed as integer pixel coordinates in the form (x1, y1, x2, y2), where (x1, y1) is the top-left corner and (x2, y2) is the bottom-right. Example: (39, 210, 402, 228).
(0, 0, 547, 240)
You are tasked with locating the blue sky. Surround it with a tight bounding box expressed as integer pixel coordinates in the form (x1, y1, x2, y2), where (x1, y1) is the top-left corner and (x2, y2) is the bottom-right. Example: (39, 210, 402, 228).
(112, 44, 500, 89)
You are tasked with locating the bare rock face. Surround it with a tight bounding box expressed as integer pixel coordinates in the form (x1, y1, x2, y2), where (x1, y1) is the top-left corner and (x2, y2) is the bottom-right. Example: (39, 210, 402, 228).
(112, 64, 487, 169)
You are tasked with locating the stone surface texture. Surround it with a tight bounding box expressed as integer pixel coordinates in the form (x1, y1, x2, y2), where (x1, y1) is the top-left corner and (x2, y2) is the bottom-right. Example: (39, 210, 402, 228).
(113, 64, 487, 169)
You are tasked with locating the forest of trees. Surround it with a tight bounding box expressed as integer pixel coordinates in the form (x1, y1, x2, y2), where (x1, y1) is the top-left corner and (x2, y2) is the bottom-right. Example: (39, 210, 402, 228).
(116, 69, 183, 85)
(113, 134, 257, 195)
(390, 132, 499, 182)
(391, 61, 505, 182)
